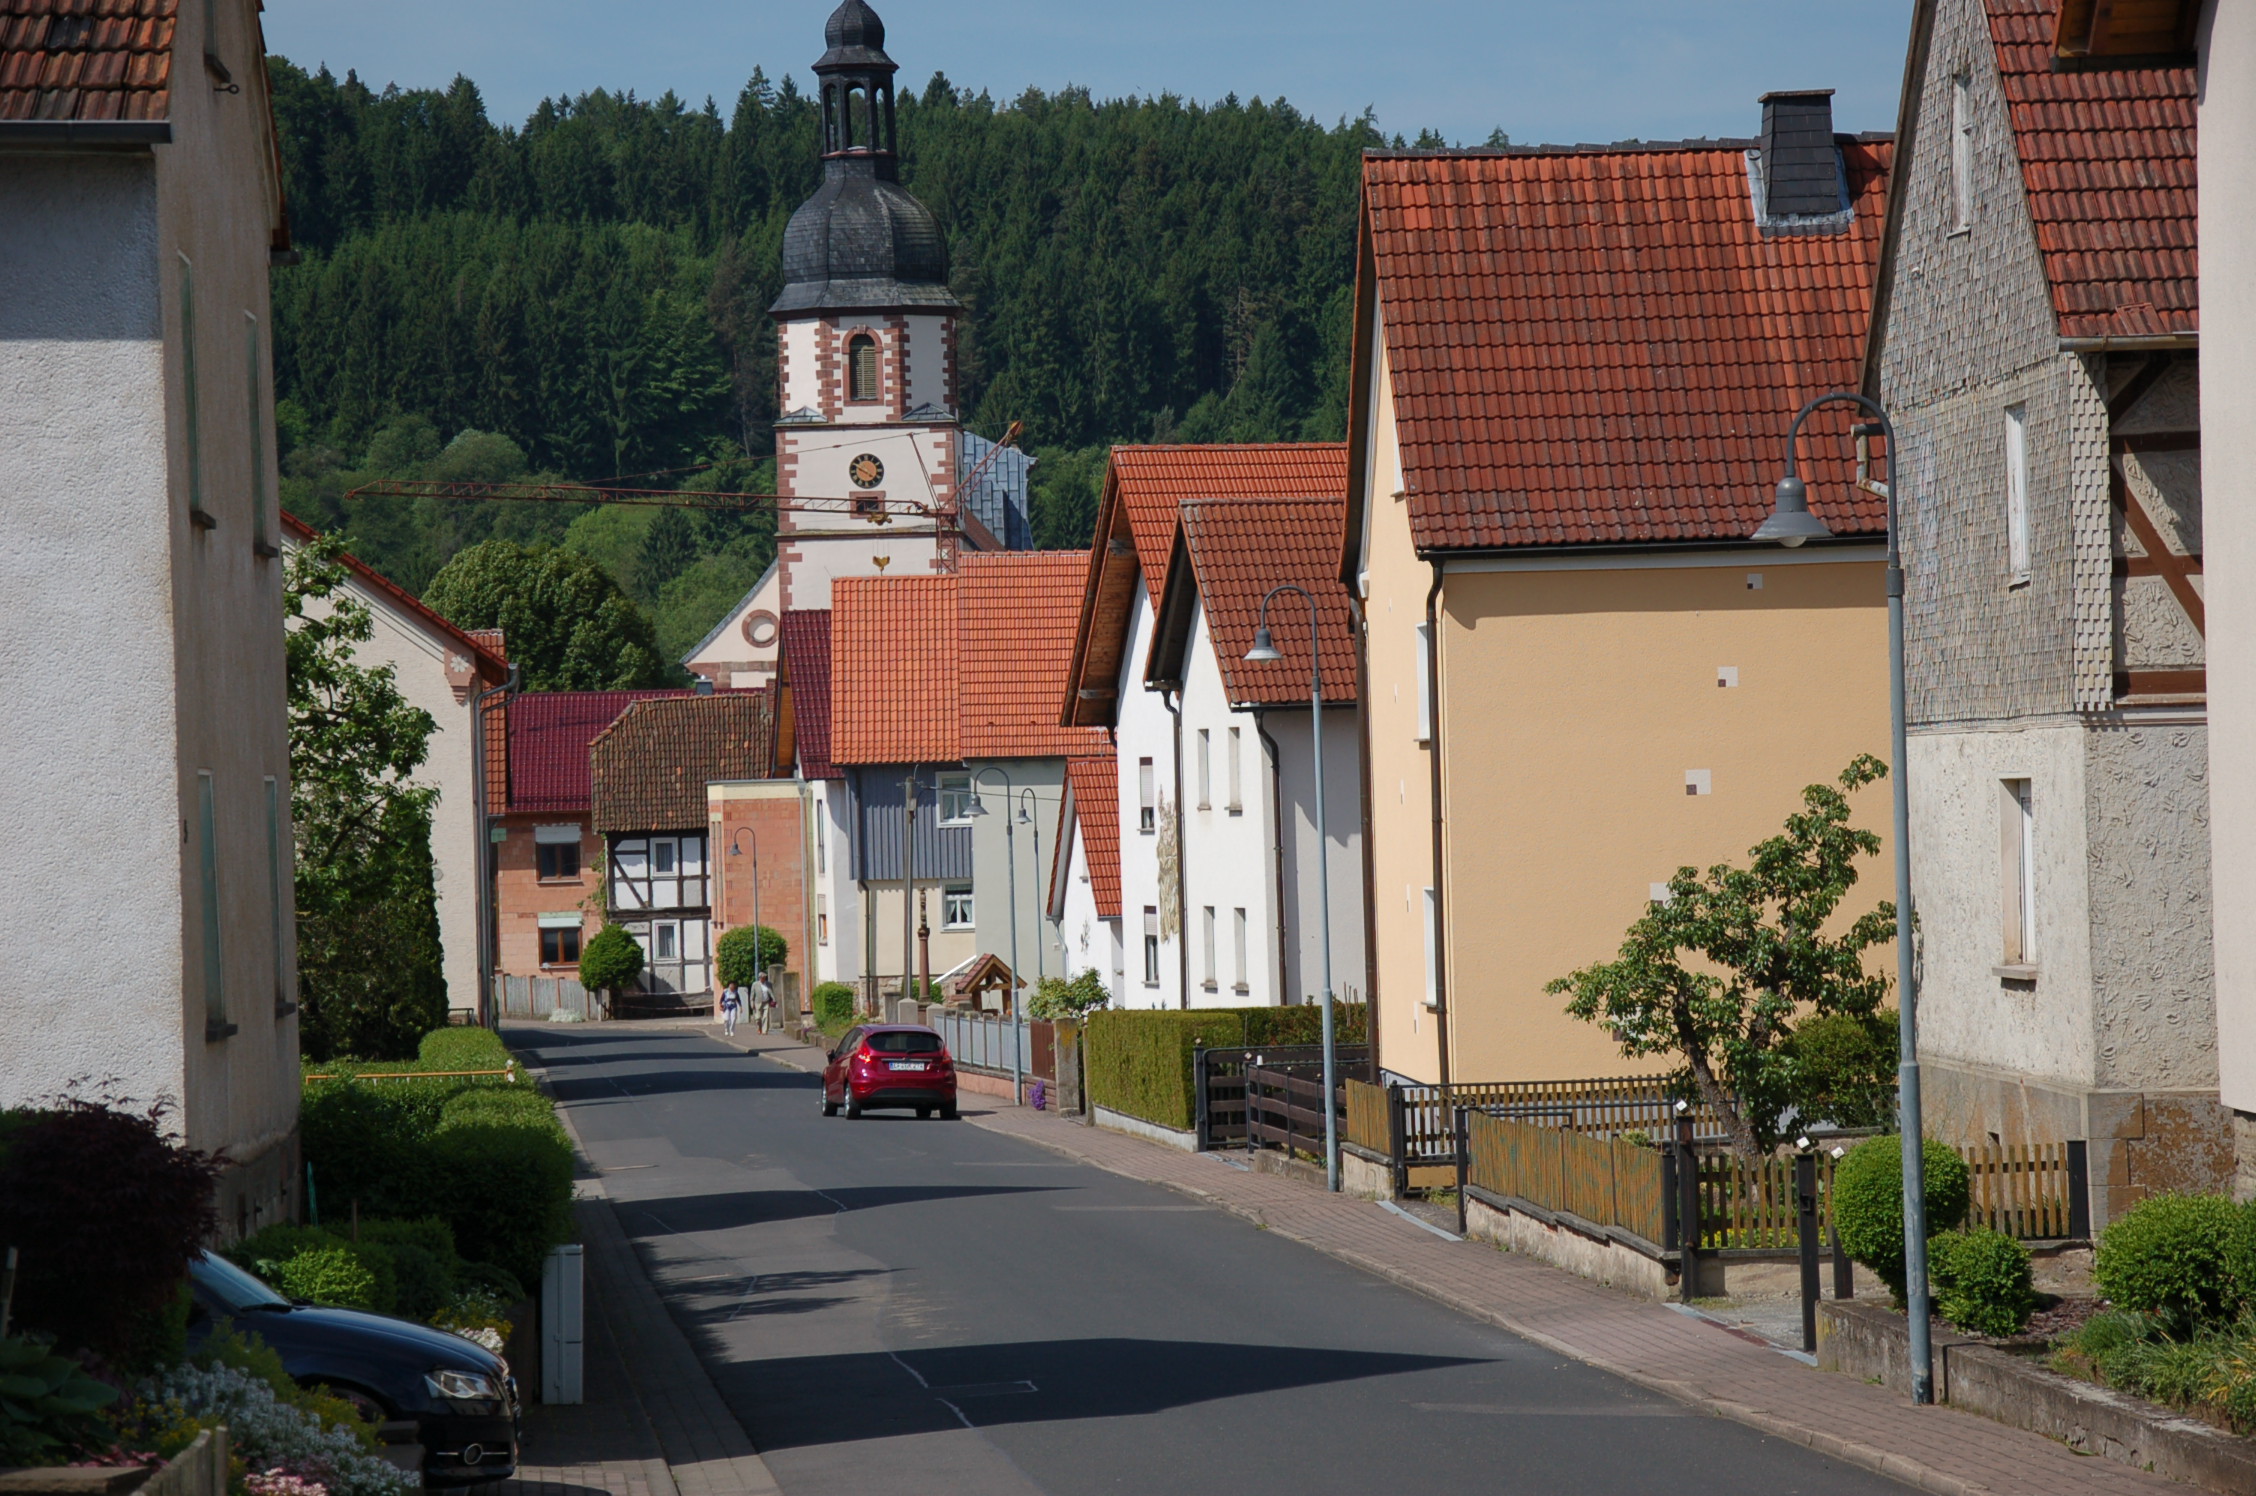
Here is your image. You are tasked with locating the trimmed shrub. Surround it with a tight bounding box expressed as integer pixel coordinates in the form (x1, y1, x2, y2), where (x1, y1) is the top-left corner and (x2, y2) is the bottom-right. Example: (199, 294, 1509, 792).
(715, 924, 787, 986)
(428, 1122, 573, 1287)
(2095, 1192, 2242, 1327)
(418, 1026, 512, 1072)
(1931, 1227, 2036, 1337)
(1831, 1134, 1971, 1302)
(358, 1219, 457, 1320)
(1083, 1010, 1248, 1130)
(0, 1101, 221, 1367)
(1243, 1002, 1368, 1047)
(2227, 1197, 2256, 1317)
(813, 982, 856, 1029)
(578, 923, 644, 994)
(1781, 1009, 1898, 1130)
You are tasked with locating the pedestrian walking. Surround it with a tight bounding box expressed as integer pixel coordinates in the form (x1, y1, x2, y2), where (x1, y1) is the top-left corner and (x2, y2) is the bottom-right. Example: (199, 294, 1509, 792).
(753, 971, 777, 1034)
(719, 983, 743, 1037)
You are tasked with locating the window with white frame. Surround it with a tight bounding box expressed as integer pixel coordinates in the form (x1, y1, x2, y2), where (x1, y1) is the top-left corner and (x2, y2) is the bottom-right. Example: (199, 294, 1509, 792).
(1232, 907, 1249, 993)
(539, 913, 582, 966)
(1422, 887, 1440, 1010)
(2001, 779, 2036, 969)
(944, 886, 975, 928)
(939, 772, 976, 825)
(2004, 403, 2030, 581)
(536, 823, 582, 880)
(1226, 726, 1242, 812)
(1201, 906, 1217, 990)
(1951, 72, 1974, 233)
(1138, 758, 1156, 833)
(1415, 622, 1434, 742)
(1197, 729, 1211, 809)
(609, 833, 708, 911)
(1143, 907, 1161, 985)
(817, 894, 830, 945)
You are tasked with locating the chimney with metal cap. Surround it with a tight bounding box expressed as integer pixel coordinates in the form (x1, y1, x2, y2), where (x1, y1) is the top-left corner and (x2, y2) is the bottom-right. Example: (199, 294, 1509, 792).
(1759, 89, 1844, 217)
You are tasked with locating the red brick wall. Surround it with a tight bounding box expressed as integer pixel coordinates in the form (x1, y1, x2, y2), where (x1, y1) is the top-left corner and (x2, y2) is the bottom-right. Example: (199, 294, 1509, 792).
(712, 794, 810, 984)
(494, 814, 600, 977)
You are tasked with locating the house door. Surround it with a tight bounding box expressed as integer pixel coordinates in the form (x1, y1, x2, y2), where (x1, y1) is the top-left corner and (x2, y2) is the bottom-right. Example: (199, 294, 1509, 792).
(634, 917, 711, 996)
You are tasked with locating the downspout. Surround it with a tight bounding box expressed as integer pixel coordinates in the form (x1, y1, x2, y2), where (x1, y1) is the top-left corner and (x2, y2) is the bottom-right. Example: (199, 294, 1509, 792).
(1254, 709, 1291, 1003)
(1424, 563, 1451, 1088)
(470, 662, 519, 1031)
(1349, 595, 1382, 1077)
(1163, 688, 1188, 1008)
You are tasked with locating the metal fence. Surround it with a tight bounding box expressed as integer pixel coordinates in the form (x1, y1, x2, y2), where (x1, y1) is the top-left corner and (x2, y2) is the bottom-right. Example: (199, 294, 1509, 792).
(1198, 1045, 1374, 1150)
(932, 1008, 1034, 1075)
(498, 975, 599, 1021)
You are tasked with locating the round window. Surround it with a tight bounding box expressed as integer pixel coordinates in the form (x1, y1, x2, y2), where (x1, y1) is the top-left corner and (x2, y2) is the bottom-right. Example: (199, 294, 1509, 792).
(743, 610, 780, 648)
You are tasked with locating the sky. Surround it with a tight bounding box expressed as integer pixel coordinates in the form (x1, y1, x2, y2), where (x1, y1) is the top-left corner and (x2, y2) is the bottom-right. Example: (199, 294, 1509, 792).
(261, 1, 1916, 148)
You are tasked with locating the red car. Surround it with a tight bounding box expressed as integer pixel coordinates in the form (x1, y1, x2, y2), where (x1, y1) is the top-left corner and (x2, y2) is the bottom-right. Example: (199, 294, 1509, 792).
(822, 1024, 959, 1120)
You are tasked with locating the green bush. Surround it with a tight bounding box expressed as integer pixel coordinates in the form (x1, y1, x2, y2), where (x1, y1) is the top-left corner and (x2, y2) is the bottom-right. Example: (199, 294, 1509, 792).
(813, 982, 856, 1029)
(2054, 1309, 2256, 1432)
(1027, 969, 1110, 1021)
(269, 1245, 382, 1311)
(0, 1332, 120, 1465)
(715, 924, 787, 985)
(1782, 1009, 1898, 1130)
(1930, 1227, 2036, 1337)
(1243, 1002, 1368, 1046)
(359, 1218, 457, 1320)
(2227, 1198, 2256, 1316)
(1831, 1135, 1971, 1302)
(429, 1122, 574, 1287)
(418, 1026, 512, 1072)
(2095, 1192, 2243, 1327)
(578, 923, 644, 993)
(1083, 1010, 1248, 1130)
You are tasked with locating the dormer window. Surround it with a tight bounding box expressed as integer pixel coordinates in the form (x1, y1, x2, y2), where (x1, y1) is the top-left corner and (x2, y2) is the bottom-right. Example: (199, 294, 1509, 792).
(848, 333, 880, 402)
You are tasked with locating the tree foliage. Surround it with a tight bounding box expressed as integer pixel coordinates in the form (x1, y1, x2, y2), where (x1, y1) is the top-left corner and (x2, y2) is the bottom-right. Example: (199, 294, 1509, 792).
(1547, 756, 1897, 1155)
(286, 538, 448, 1060)
(715, 924, 786, 986)
(577, 924, 645, 995)
(422, 539, 669, 689)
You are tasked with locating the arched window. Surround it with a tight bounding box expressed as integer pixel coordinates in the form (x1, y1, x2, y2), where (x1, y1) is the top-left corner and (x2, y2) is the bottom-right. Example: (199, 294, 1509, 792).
(848, 333, 879, 402)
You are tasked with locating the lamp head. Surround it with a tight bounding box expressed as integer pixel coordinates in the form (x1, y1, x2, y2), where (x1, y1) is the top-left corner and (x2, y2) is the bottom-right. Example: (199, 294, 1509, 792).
(1244, 625, 1283, 663)
(964, 794, 989, 817)
(1751, 473, 1833, 549)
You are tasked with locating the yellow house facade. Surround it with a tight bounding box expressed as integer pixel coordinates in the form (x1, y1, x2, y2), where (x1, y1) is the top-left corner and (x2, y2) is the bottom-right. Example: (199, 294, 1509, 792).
(1344, 104, 1900, 1086)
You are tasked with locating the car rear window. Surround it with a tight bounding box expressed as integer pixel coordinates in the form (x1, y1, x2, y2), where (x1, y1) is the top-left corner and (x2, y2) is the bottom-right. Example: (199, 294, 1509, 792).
(865, 1030, 943, 1054)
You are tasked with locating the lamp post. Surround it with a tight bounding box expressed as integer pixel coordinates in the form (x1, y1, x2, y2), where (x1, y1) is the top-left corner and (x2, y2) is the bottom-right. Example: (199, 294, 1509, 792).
(727, 826, 762, 1002)
(1246, 584, 1340, 1192)
(1020, 789, 1044, 987)
(966, 768, 1022, 1103)
(1751, 390, 1932, 1404)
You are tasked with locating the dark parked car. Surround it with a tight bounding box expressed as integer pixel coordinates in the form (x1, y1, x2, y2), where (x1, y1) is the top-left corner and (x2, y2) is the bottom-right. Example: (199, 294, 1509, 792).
(823, 1023, 958, 1119)
(187, 1252, 520, 1485)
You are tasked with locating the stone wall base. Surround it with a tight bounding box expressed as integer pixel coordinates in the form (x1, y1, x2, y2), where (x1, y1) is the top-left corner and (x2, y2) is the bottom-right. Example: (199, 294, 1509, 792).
(1092, 1105, 1199, 1152)
(217, 1125, 300, 1243)
(1341, 1148, 1393, 1200)
(1464, 1195, 1684, 1301)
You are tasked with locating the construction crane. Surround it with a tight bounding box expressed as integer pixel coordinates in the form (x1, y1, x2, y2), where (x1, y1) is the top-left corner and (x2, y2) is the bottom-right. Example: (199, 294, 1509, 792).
(346, 422, 1027, 573)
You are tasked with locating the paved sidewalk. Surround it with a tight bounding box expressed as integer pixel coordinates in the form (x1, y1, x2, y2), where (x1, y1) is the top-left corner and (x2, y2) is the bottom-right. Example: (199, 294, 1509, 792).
(962, 1105, 2176, 1496)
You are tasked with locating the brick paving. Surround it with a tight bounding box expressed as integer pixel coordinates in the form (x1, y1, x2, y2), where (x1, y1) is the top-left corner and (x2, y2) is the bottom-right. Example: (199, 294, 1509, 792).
(959, 1104, 2181, 1496)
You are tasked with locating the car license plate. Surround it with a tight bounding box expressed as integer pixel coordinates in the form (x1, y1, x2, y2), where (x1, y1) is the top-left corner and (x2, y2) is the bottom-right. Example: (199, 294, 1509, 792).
(890, 1061, 929, 1071)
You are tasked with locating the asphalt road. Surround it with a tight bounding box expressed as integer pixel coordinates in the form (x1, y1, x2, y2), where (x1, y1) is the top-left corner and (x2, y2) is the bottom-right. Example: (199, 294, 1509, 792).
(521, 1024, 1906, 1496)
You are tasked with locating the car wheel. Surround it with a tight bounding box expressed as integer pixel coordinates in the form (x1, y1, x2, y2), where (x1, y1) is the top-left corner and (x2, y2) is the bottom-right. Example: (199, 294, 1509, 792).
(846, 1096, 864, 1119)
(940, 1102, 959, 1121)
(822, 1093, 839, 1117)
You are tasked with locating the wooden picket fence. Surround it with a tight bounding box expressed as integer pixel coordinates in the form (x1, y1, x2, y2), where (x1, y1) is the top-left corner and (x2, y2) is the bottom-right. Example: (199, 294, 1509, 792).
(1466, 1110, 1671, 1247)
(1688, 1139, 2087, 1249)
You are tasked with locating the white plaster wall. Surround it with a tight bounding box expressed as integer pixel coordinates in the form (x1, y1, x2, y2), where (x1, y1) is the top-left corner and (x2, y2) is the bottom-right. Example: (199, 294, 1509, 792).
(1114, 592, 1182, 1008)
(1264, 704, 1367, 1007)
(1908, 723, 2096, 1095)
(778, 318, 823, 414)
(776, 531, 946, 611)
(0, 155, 185, 1116)
(967, 759, 1069, 985)
(682, 559, 780, 682)
(284, 557, 483, 1014)
(810, 780, 861, 986)
(900, 312, 952, 413)
(2203, 0, 2256, 1116)
(1177, 601, 1282, 1005)
(1055, 819, 1124, 1003)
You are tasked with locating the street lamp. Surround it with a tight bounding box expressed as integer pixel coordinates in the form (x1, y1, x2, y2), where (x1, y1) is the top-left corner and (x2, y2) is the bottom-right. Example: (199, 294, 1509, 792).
(1752, 391, 1932, 1404)
(727, 827, 762, 1011)
(965, 768, 1024, 1104)
(1246, 584, 1341, 1192)
(1019, 788, 1044, 988)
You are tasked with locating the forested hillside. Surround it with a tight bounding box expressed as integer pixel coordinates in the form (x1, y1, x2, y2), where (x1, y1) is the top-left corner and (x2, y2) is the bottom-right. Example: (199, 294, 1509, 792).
(267, 56, 1413, 661)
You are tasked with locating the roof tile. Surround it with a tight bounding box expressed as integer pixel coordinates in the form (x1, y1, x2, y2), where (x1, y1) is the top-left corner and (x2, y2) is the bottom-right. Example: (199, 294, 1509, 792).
(0, 0, 171, 122)
(506, 690, 694, 815)
(778, 609, 840, 780)
(830, 575, 959, 765)
(1063, 755, 1121, 919)
(1178, 499, 1358, 707)
(589, 692, 776, 833)
(959, 551, 1112, 759)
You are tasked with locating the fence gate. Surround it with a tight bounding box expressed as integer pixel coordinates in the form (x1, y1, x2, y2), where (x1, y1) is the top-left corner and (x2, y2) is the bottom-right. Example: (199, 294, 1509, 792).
(1196, 1045, 1372, 1151)
(1243, 1065, 1343, 1163)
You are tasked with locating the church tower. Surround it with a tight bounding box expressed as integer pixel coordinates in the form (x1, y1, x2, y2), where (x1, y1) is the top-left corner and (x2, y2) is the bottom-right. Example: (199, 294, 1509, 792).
(767, 0, 964, 614)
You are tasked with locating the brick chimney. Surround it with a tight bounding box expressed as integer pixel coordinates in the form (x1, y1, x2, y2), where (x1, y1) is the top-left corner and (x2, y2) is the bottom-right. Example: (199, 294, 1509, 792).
(1759, 89, 1843, 217)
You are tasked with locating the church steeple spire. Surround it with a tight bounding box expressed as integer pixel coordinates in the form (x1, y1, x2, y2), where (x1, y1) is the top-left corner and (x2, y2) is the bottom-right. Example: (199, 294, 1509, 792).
(815, 0, 898, 161)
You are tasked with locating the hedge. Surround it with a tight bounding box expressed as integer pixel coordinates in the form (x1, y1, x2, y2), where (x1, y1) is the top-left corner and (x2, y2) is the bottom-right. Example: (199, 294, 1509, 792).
(1084, 1004, 1368, 1131)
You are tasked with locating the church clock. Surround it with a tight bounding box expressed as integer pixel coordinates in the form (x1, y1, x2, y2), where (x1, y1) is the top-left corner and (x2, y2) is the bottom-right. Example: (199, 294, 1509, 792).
(848, 453, 885, 489)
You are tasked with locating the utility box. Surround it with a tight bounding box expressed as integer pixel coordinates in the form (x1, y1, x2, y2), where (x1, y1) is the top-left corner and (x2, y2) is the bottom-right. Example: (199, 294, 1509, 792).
(540, 1244, 583, 1405)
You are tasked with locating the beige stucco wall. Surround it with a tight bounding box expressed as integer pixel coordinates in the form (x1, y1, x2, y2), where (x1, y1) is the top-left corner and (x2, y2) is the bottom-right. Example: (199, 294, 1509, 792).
(2202, 0, 2256, 1134)
(1436, 555, 1892, 1085)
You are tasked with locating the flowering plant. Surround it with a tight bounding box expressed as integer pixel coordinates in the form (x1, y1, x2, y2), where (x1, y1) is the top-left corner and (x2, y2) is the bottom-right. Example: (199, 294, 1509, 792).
(147, 1364, 410, 1496)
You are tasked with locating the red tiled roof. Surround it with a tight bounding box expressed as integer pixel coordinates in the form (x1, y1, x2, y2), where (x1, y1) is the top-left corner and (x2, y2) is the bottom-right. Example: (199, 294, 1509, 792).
(589, 692, 775, 833)
(1062, 755, 1121, 919)
(1986, 0, 2197, 340)
(1063, 444, 1348, 726)
(778, 609, 839, 780)
(0, 0, 174, 122)
(1176, 500, 1358, 707)
(282, 511, 509, 683)
(1362, 142, 1891, 551)
(959, 550, 1112, 759)
(506, 690, 692, 814)
(830, 575, 959, 765)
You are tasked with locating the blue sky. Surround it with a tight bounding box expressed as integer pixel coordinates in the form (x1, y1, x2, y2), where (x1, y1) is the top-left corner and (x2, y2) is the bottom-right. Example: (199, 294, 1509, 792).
(262, 1, 1915, 147)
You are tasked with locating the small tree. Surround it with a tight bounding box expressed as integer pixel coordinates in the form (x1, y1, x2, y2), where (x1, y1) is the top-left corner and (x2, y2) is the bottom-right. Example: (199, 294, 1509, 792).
(578, 924, 645, 1000)
(1547, 756, 1896, 1156)
(423, 540, 668, 690)
(715, 924, 787, 986)
(1027, 968, 1110, 1021)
